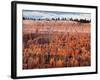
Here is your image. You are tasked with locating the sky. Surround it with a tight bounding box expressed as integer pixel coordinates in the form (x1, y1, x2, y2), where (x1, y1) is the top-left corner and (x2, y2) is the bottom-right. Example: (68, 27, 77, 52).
(22, 10, 91, 20)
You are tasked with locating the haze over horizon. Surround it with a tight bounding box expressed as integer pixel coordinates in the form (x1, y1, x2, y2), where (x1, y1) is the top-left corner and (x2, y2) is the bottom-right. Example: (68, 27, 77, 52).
(23, 10, 91, 20)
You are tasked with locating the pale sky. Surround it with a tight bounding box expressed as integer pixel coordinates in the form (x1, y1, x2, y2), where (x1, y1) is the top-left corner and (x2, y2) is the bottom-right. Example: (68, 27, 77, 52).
(23, 10, 91, 20)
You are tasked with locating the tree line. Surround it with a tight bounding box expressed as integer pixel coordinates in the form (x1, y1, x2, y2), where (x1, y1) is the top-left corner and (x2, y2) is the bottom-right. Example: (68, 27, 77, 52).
(23, 17, 91, 23)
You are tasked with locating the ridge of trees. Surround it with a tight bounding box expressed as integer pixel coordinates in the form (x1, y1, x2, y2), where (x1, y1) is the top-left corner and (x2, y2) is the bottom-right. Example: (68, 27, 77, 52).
(23, 17, 91, 23)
